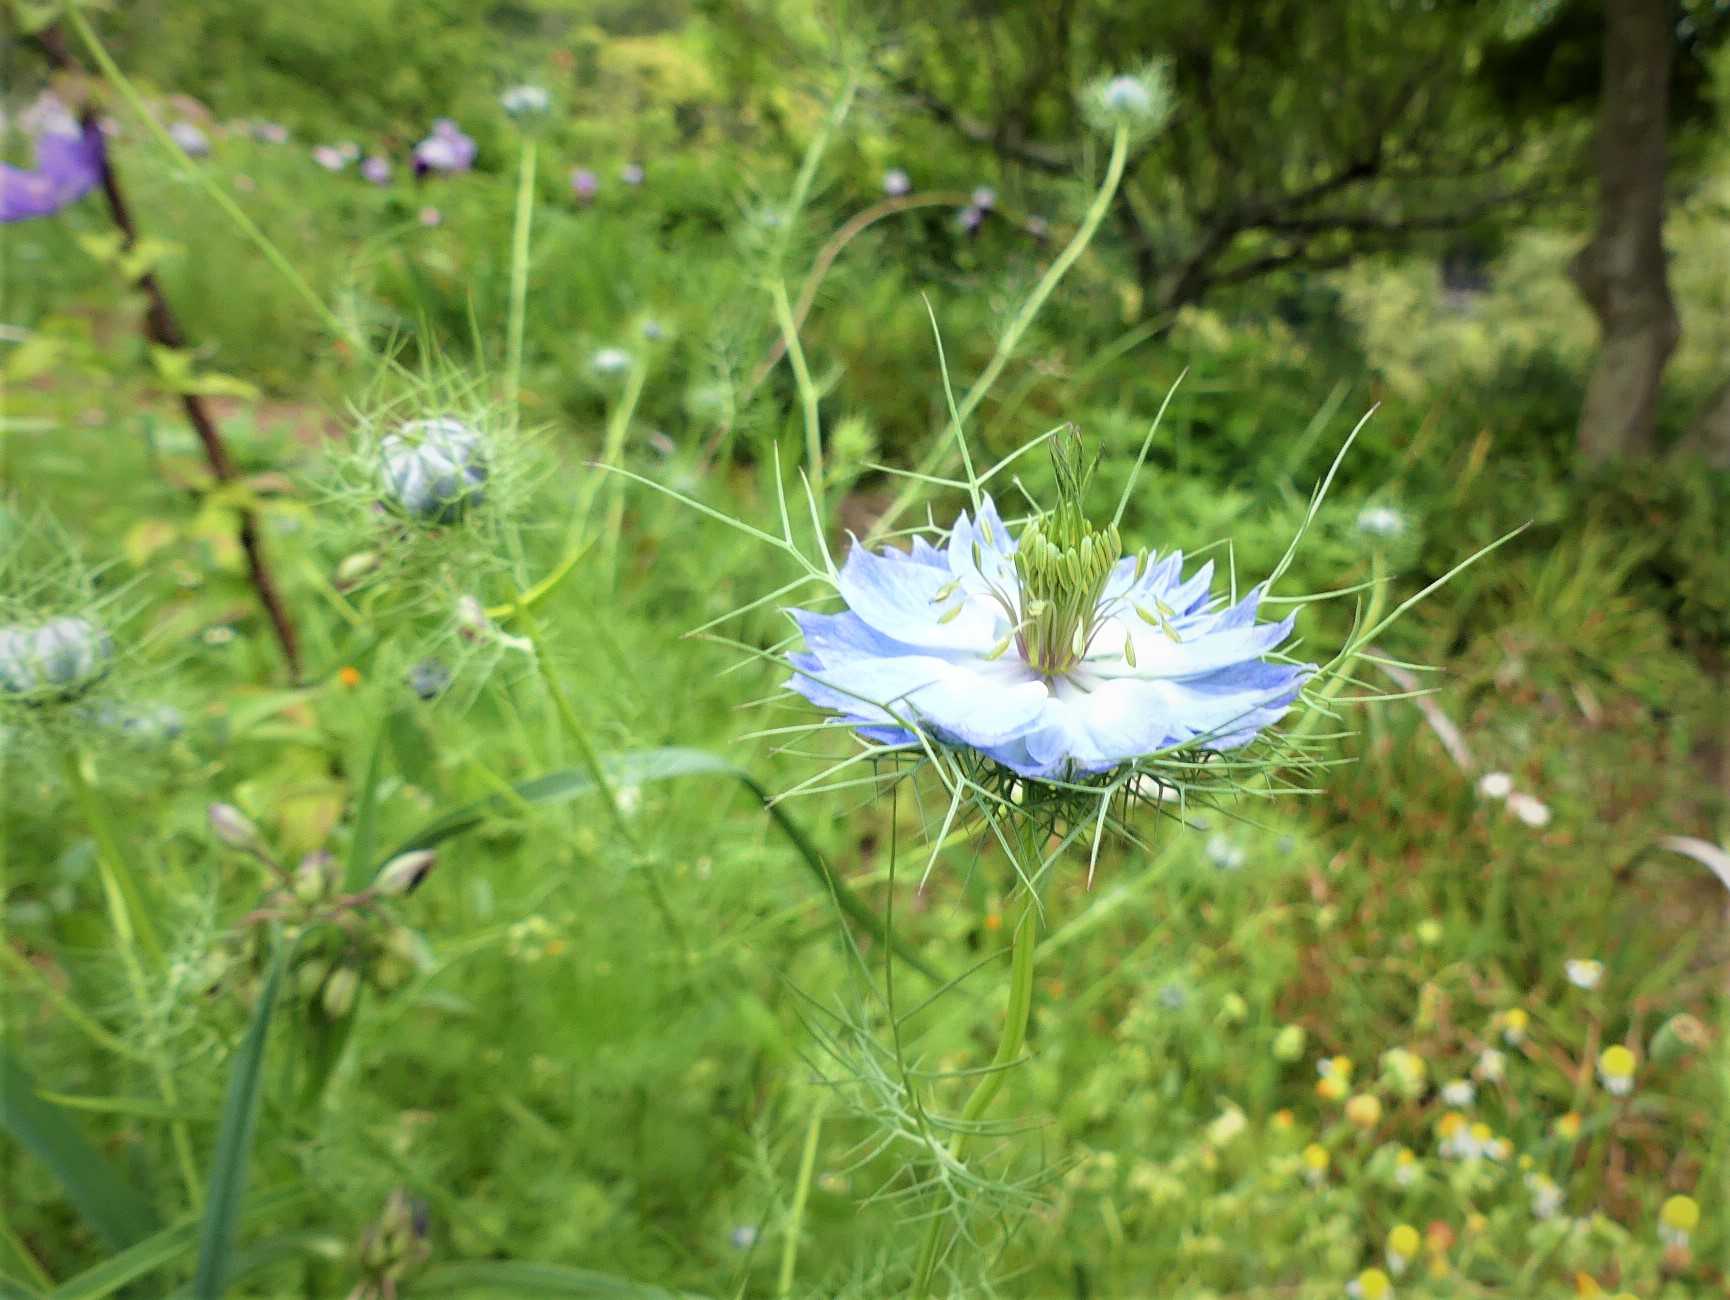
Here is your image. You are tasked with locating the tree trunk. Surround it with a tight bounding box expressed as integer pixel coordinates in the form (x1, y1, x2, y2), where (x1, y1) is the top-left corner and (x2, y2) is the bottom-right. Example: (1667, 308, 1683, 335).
(1570, 0, 1679, 463)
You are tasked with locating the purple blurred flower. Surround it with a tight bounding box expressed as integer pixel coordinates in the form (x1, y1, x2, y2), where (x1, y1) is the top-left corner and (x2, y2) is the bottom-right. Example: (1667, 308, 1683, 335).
(251, 120, 289, 144)
(360, 155, 392, 185)
(957, 204, 985, 234)
(570, 167, 598, 202)
(971, 185, 997, 210)
(619, 161, 644, 186)
(882, 167, 911, 196)
(417, 205, 442, 227)
(168, 121, 210, 157)
(413, 119, 475, 175)
(1, 98, 105, 224)
(312, 145, 349, 172)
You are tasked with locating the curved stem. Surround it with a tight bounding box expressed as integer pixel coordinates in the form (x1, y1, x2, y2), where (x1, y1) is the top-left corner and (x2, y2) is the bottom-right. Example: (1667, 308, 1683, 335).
(910, 889, 1039, 1297)
(872, 125, 1133, 544)
(504, 136, 538, 414)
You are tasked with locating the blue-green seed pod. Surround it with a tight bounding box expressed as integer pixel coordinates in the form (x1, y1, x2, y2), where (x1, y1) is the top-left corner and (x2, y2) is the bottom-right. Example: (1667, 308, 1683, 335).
(0, 617, 113, 699)
(379, 418, 489, 524)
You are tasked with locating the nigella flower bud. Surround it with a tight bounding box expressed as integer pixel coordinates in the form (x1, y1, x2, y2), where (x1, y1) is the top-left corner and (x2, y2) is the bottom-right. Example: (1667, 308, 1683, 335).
(0, 617, 114, 700)
(1356, 504, 1406, 539)
(1082, 66, 1175, 137)
(375, 849, 437, 896)
(590, 347, 633, 378)
(321, 964, 361, 1018)
(378, 418, 488, 523)
(209, 802, 264, 851)
(405, 658, 451, 701)
(500, 84, 551, 119)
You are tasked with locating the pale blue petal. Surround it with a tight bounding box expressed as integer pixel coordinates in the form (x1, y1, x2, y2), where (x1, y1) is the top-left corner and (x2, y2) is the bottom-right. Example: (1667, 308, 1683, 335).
(836, 541, 1003, 652)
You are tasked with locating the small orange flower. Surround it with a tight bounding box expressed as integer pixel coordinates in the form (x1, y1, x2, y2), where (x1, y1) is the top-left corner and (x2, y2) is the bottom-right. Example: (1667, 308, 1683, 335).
(338, 665, 362, 688)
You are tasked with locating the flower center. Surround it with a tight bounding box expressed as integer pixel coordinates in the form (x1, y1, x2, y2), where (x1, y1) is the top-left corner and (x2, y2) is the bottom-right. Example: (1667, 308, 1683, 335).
(1012, 431, 1122, 678)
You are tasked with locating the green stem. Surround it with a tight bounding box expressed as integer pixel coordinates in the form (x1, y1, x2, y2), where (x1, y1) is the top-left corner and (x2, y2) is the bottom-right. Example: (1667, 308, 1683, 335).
(772, 278, 825, 523)
(504, 136, 538, 414)
(776, 1099, 825, 1298)
(910, 890, 1039, 1297)
(60, 748, 202, 1207)
(585, 362, 647, 590)
(871, 125, 1132, 543)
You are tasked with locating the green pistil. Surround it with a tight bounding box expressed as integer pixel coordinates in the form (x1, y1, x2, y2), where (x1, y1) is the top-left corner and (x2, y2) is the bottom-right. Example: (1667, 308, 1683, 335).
(1012, 429, 1127, 678)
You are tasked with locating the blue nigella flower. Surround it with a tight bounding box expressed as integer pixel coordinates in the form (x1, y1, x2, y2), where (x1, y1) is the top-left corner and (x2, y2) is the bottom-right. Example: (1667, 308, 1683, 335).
(1, 97, 105, 224)
(785, 451, 1310, 781)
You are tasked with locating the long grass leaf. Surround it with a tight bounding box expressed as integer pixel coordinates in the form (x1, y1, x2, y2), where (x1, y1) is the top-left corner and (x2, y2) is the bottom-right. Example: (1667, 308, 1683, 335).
(0, 1049, 158, 1251)
(192, 945, 287, 1299)
(46, 1188, 308, 1300)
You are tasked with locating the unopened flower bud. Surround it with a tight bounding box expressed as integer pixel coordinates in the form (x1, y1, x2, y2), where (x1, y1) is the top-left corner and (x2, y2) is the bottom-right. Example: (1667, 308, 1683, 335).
(321, 964, 361, 1018)
(335, 551, 381, 587)
(1272, 1024, 1307, 1061)
(209, 803, 263, 851)
(500, 84, 551, 119)
(375, 850, 436, 897)
(295, 956, 333, 999)
(0, 617, 114, 700)
(1083, 66, 1174, 136)
(379, 418, 488, 523)
(293, 852, 340, 904)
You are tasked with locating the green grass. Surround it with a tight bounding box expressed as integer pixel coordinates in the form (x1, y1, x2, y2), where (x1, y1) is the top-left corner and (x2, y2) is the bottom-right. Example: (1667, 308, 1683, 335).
(1, 15, 1727, 1300)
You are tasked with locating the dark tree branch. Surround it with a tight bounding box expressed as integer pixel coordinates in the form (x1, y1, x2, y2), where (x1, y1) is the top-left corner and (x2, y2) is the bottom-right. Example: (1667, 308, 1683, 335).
(35, 25, 303, 681)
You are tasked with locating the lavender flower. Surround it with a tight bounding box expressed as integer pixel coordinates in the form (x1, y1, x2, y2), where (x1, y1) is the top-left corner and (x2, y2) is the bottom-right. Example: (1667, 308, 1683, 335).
(360, 155, 392, 185)
(311, 145, 349, 172)
(0, 98, 104, 224)
(956, 205, 985, 234)
(785, 440, 1311, 780)
(413, 119, 476, 175)
(619, 161, 645, 186)
(570, 167, 598, 202)
(882, 167, 911, 196)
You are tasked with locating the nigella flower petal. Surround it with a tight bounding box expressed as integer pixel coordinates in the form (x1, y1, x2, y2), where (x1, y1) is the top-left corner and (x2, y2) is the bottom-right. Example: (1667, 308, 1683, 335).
(945, 495, 1018, 596)
(787, 651, 1048, 748)
(835, 542, 1004, 652)
(1087, 607, 1296, 681)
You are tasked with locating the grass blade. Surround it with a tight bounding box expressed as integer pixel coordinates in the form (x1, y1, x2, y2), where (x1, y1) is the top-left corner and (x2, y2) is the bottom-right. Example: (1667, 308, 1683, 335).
(46, 1188, 309, 1300)
(0, 1048, 158, 1251)
(192, 944, 287, 1299)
